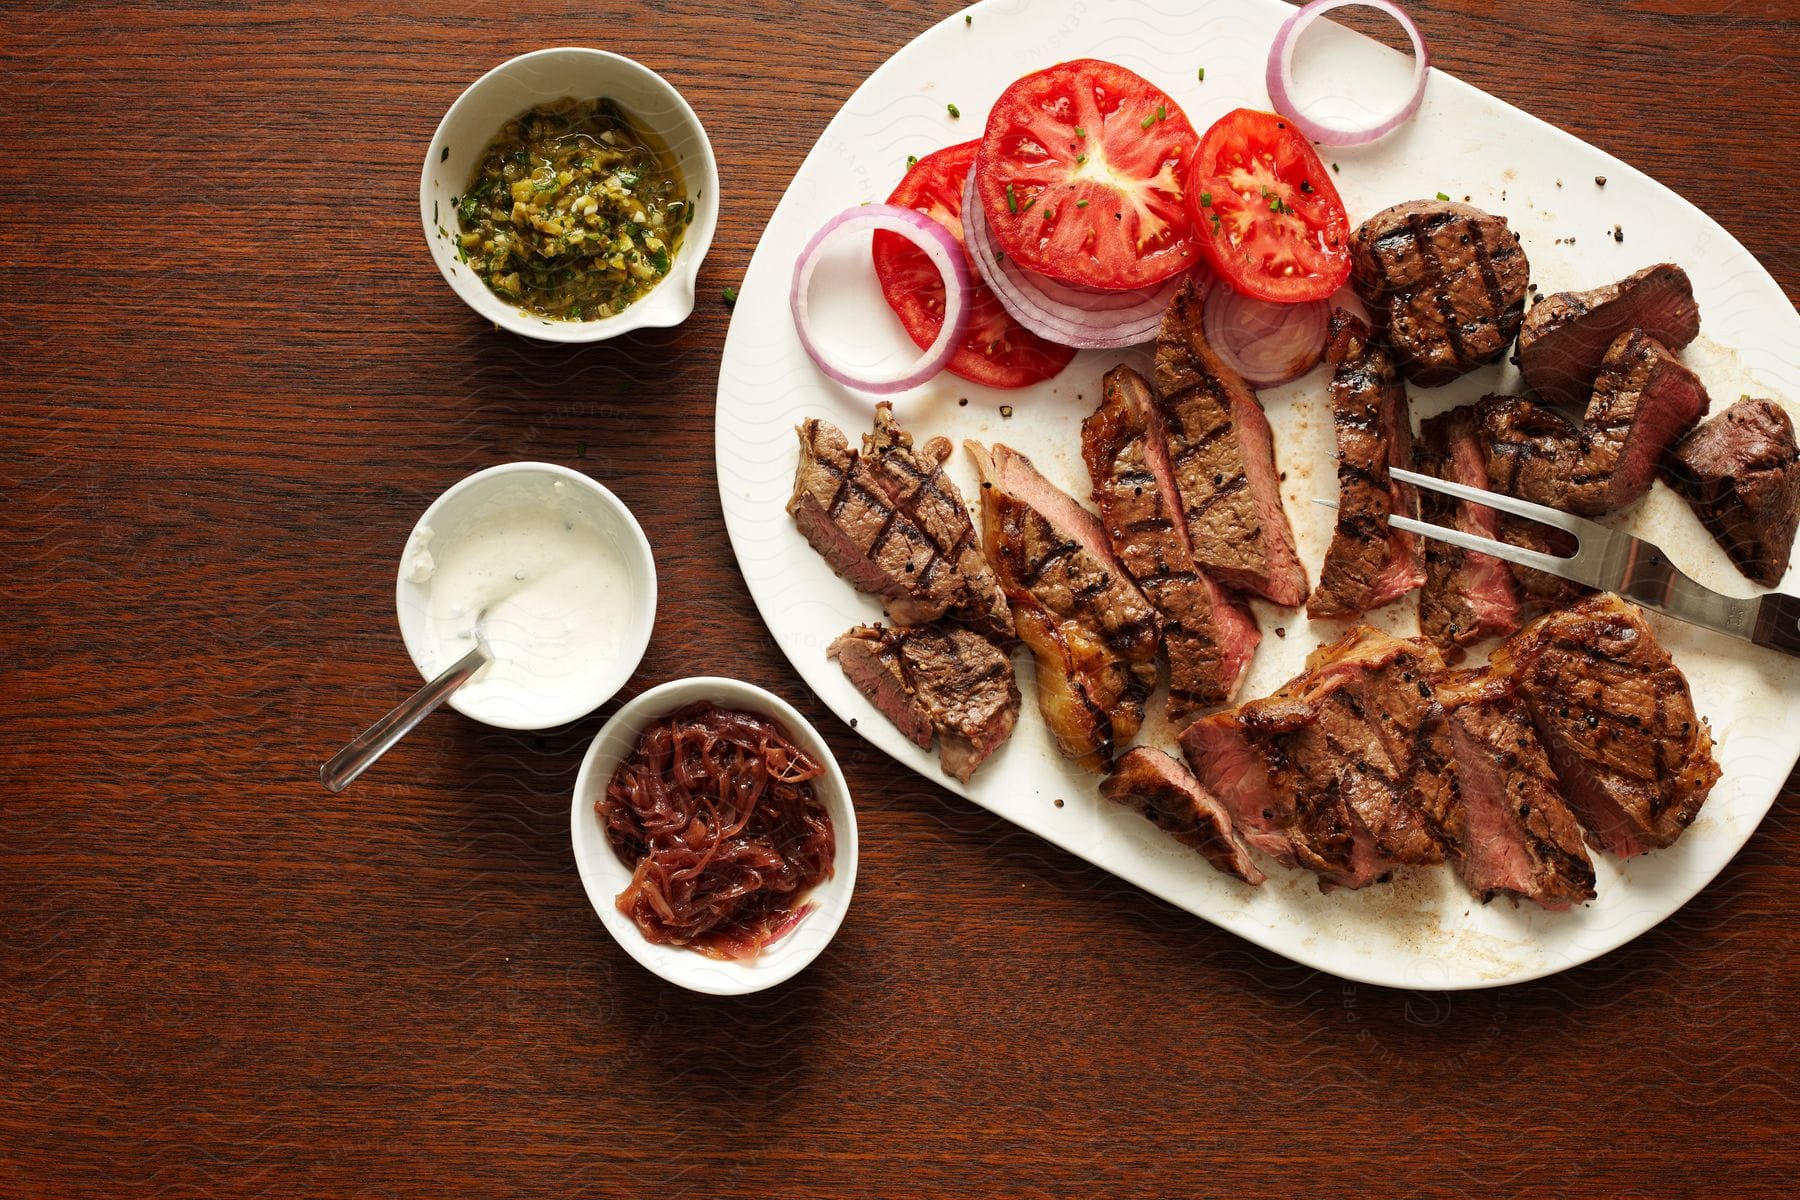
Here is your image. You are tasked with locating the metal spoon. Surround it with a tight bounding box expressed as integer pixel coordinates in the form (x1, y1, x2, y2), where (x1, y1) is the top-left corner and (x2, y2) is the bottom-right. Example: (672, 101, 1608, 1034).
(319, 624, 490, 793)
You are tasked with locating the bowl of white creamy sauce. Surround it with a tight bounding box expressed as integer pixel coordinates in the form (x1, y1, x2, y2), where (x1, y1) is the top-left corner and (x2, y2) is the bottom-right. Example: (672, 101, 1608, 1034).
(395, 462, 656, 730)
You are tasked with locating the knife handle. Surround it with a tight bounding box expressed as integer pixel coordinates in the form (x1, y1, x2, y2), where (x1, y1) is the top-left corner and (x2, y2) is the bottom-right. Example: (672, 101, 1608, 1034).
(1753, 590, 1800, 658)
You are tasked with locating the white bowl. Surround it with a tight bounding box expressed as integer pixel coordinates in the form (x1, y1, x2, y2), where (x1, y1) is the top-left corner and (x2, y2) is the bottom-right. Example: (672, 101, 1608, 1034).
(395, 462, 657, 731)
(570, 677, 859, 995)
(419, 47, 719, 343)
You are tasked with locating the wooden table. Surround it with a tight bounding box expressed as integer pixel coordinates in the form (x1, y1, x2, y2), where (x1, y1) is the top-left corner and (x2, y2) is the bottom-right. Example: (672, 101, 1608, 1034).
(4, 2, 1796, 1196)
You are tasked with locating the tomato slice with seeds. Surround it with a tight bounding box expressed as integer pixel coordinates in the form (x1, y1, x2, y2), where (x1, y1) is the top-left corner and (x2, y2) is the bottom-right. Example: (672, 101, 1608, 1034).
(872, 141, 1076, 390)
(1187, 108, 1352, 304)
(974, 59, 1199, 292)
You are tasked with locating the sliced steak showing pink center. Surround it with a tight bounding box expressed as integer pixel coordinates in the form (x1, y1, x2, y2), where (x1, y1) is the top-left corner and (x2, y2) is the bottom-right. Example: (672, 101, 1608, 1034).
(1417, 669, 1596, 910)
(1516, 262, 1700, 406)
(1349, 199, 1531, 387)
(860, 403, 1014, 642)
(1308, 309, 1424, 618)
(1578, 329, 1711, 511)
(1664, 397, 1800, 587)
(1179, 712, 1297, 868)
(1083, 364, 1260, 720)
(1101, 747, 1266, 886)
(1153, 277, 1308, 606)
(1494, 594, 1721, 858)
(970, 441, 1160, 773)
(1416, 405, 1521, 656)
(829, 622, 1020, 782)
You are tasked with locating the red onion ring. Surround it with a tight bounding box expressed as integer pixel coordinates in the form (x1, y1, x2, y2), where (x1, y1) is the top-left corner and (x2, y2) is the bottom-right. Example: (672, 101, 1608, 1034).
(961, 165, 1177, 350)
(1266, 0, 1431, 147)
(791, 204, 972, 394)
(1202, 278, 1329, 388)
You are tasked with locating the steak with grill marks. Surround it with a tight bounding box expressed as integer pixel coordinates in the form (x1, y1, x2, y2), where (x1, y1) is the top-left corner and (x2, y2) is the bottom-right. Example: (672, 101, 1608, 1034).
(1475, 394, 1596, 612)
(1494, 593, 1720, 858)
(1101, 747, 1266, 886)
(1415, 668, 1597, 910)
(828, 622, 1020, 782)
(1350, 199, 1531, 387)
(1516, 262, 1700, 405)
(970, 441, 1160, 773)
(1180, 627, 1450, 891)
(1308, 309, 1425, 618)
(789, 416, 1007, 631)
(1153, 277, 1309, 607)
(1479, 331, 1711, 519)
(860, 403, 1013, 642)
(1416, 405, 1522, 655)
(1664, 397, 1800, 587)
(1082, 364, 1260, 720)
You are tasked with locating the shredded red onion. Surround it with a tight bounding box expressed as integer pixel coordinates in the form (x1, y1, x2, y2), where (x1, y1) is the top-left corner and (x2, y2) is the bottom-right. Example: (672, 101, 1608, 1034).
(961, 165, 1177, 350)
(792, 204, 972, 393)
(1202, 277, 1330, 388)
(1266, 0, 1431, 147)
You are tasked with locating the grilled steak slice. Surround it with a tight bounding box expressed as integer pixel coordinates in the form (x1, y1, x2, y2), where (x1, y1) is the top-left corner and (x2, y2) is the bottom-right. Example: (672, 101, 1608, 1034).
(829, 623, 1020, 782)
(1308, 309, 1424, 617)
(1577, 329, 1711, 511)
(1083, 365, 1260, 719)
(860, 403, 1013, 642)
(1475, 394, 1598, 611)
(970, 441, 1160, 773)
(1417, 669, 1597, 910)
(1495, 594, 1721, 858)
(1516, 263, 1700, 405)
(1416, 405, 1521, 655)
(1153, 278, 1309, 606)
(1664, 398, 1800, 587)
(1479, 331, 1710, 518)
(1102, 747, 1266, 886)
(1181, 627, 1449, 890)
(790, 418, 964, 624)
(1349, 199, 1531, 386)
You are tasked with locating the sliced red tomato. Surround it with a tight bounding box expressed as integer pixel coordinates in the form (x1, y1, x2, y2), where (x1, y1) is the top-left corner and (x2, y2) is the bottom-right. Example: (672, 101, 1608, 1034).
(872, 141, 1076, 390)
(973, 59, 1198, 292)
(1187, 108, 1352, 304)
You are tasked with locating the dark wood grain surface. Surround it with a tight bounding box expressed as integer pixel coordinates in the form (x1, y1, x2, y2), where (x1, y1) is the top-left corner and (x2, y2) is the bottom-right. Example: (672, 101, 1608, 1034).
(4, 2, 1796, 1196)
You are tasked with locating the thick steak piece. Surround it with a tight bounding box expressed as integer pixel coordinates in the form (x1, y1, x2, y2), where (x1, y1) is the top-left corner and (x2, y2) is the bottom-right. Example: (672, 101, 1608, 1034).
(1577, 330, 1711, 511)
(1153, 278, 1309, 606)
(1480, 330, 1710, 517)
(970, 441, 1160, 773)
(1416, 669, 1596, 910)
(1495, 594, 1720, 858)
(1349, 199, 1530, 387)
(829, 623, 1020, 782)
(1101, 747, 1266, 886)
(789, 415, 1005, 632)
(1416, 405, 1521, 656)
(859, 403, 1014, 642)
(1664, 398, 1800, 587)
(1474, 394, 1598, 612)
(1180, 627, 1450, 891)
(1082, 364, 1260, 720)
(1308, 309, 1425, 617)
(1516, 262, 1700, 406)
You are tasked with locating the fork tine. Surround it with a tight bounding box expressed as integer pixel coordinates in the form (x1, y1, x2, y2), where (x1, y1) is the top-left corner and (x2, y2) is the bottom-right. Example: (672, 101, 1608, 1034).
(1385, 513, 1576, 577)
(1389, 467, 1590, 537)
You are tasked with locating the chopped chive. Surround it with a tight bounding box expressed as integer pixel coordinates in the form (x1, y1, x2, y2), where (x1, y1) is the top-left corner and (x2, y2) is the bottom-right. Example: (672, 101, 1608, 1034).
(1197, 67, 1206, 81)
(1157, 104, 1166, 121)
(1075, 153, 1087, 166)
(440, 146, 449, 162)
(1076, 199, 1089, 208)
(964, 13, 971, 23)
(907, 154, 918, 168)
(1074, 126, 1087, 138)
(946, 103, 960, 118)
(1006, 183, 1018, 213)
(1435, 191, 1450, 201)
(722, 286, 737, 305)
(1140, 113, 1155, 129)
(993, 249, 1005, 263)
(1043, 206, 1055, 220)
(1331, 162, 1340, 173)
(1200, 191, 1212, 207)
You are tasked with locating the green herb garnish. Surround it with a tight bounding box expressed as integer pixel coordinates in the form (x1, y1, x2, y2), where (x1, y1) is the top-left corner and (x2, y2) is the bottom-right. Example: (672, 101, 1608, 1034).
(946, 103, 960, 118)
(1436, 191, 1451, 201)
(1006, 183, 1018, 213)
(722, 286, 737, 306)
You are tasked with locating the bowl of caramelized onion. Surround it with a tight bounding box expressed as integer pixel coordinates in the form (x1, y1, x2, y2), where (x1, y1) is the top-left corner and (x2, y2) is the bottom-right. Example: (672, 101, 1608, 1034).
(570, 676, 858, 994)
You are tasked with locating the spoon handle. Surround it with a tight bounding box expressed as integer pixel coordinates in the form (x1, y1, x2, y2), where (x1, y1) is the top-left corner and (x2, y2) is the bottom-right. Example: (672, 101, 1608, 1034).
(319, 644, 490, 793)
